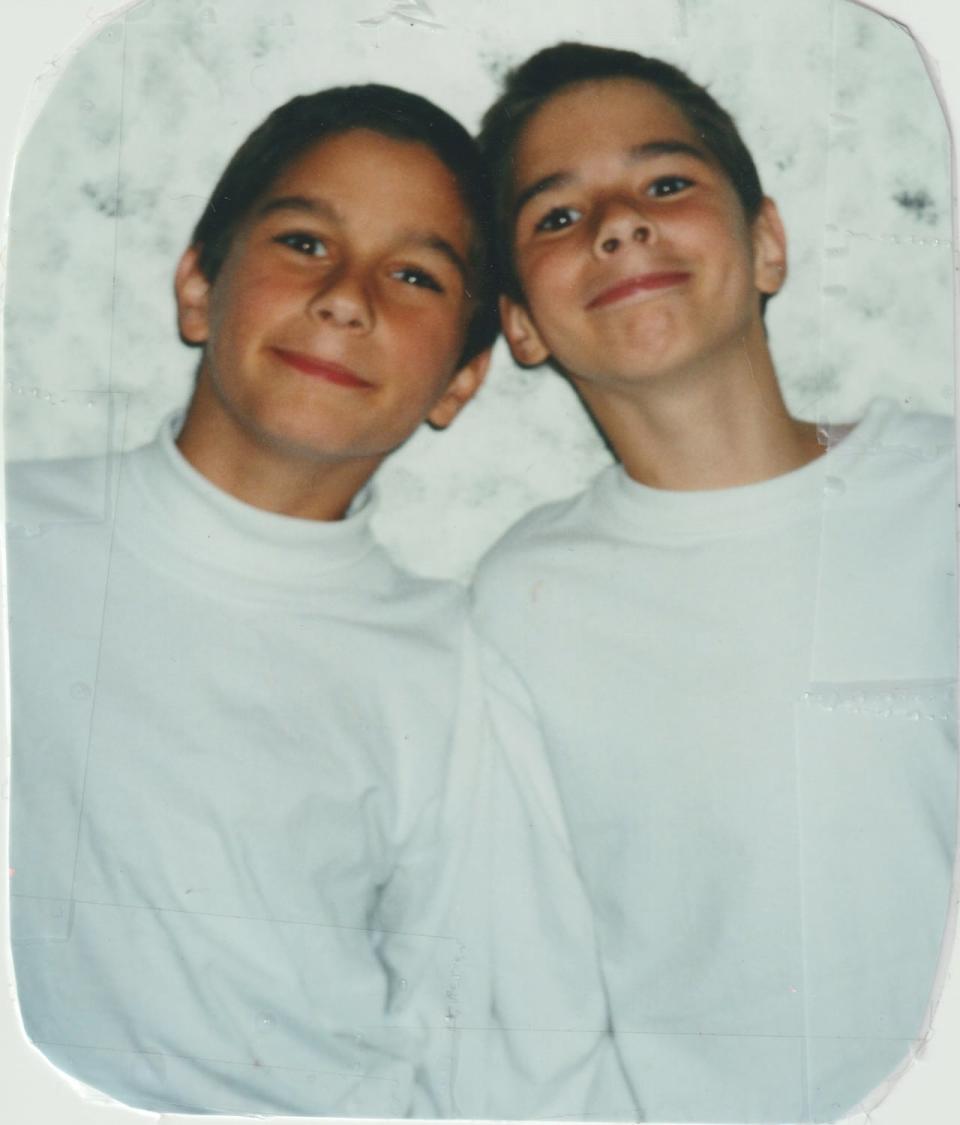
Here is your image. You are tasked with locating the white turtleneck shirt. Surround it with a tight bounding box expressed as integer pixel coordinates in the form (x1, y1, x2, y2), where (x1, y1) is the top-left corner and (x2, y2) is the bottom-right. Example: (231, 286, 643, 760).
(472, 400, 957, 1123)
(6, 417, 624, 1119)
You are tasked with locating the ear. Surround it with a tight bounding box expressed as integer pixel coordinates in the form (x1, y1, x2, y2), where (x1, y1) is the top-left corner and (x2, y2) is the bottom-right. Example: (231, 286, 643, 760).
(499, 294, 551, 368)
(426, 347, 493, 430)
(751, 197, 788, 296)
(174, 246, 212, 346)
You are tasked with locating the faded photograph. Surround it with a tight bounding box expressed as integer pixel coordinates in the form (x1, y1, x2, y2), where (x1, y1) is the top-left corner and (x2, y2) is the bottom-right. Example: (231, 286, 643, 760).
(3, 0, 956, 1122)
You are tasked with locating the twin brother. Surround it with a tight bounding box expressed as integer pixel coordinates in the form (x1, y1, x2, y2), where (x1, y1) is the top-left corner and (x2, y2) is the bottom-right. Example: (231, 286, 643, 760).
(7, 43, 956, 1123)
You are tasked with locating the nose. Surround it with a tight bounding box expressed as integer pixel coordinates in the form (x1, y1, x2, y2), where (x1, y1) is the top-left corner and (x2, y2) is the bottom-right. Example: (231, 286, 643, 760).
(309, 269, 374, 331)
(593, 198, 653, 256)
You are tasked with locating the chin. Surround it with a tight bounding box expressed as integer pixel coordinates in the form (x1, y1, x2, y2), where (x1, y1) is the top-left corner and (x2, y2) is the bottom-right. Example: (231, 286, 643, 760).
(237, 413, 336, 461)
(588, 343, 681, 382)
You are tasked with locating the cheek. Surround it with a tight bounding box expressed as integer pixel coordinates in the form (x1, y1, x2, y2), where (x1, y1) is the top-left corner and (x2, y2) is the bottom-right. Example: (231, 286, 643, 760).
(388, 304, 462, 373)
(427, 292, 472, 342)
(701, 210, 753, 263)
(207, 276, 266, 340)
(522, 251, 576, 317)
(717, 232, 761, 296)
(222, 263, 300, 317)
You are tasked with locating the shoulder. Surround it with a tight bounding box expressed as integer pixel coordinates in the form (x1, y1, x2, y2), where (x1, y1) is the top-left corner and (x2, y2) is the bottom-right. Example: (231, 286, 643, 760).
(5, 454, 125, 625)
(844, 400, 955, 497)
(355, 551, 474, 666)
(473, 478, 609, 592)
(382, 564, 470, 631)
(4, 452, 115, 528)
(470, 478, 616, 646)
(472, 496, 572, 616)
(868, 400, 955, 458)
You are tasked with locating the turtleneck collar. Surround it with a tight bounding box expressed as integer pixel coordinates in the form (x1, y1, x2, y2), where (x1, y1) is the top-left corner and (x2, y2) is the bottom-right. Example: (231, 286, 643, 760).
(113, 414, 385, 600)
(592, 399, 897, 542)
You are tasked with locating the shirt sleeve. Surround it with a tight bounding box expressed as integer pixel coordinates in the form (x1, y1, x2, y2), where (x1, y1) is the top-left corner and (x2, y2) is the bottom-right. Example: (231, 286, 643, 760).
(454, 635, 639, 1120)
(371, 626, 637, 1119)
(367, 621, 493, 1118)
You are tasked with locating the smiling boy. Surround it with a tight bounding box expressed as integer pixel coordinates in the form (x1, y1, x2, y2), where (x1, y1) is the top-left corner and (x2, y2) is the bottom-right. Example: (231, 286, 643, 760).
(5, 85, 520, 1117)
(473, 43, 957, 1123)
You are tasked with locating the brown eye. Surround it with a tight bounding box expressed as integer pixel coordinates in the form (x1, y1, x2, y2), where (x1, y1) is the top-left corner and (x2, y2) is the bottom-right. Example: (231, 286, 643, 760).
(534, 206, 583, 233)
(274, 233, 329, 257)
(390, 266, 444, 293)
(647, 176, 693, 198)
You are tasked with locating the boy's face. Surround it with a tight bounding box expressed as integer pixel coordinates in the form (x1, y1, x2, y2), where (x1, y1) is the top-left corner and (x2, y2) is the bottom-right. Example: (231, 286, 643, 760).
(500, 79, 786, 389)
(175, 128, 488, 466)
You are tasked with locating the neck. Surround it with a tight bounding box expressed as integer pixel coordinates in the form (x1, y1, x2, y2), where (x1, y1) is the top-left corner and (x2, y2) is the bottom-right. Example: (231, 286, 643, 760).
(572, 329, 824, 491)
(176, 381, 382, 521)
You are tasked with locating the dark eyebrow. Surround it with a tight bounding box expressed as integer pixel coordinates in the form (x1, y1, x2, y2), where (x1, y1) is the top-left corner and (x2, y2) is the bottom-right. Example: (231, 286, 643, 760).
(414, 233, 471, 284)
(627, 139, 712, 165)
(513, 138, 713, 220)
(513, 172, 574, 222)
(255, 195, 343, 224)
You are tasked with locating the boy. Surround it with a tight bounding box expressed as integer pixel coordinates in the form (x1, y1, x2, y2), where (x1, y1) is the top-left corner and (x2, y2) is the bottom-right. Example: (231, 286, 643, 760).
(6, 83, 614, 1119)
(473, 43, 957, 1123)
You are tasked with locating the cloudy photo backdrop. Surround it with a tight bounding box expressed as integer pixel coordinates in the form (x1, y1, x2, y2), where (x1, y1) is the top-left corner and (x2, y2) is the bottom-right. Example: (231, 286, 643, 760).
(3, 0, 953, 581)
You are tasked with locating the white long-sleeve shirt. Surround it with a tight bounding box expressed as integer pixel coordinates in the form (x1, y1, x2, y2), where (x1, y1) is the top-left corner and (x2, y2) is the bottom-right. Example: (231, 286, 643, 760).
(7, 417, 625, 1118)
(473, 399, 957, 1123)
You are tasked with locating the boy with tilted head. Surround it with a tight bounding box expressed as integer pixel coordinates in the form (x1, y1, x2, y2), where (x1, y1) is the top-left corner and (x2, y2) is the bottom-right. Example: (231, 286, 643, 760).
(474, 43, 956, 1123)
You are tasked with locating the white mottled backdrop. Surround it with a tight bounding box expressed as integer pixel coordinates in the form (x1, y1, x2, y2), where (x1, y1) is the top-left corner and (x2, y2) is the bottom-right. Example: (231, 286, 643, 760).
(3, 0, 953, 580)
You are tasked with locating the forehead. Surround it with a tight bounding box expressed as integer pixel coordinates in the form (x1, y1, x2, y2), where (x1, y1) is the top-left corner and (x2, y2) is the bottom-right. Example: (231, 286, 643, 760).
(515, 78, 701, 179)
(268, 128, 463, 202)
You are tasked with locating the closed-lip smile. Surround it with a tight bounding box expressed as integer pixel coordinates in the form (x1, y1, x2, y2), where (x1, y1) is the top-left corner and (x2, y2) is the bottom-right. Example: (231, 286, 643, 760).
(271, 347, 373, 389)
(587, 271, 690, 310)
